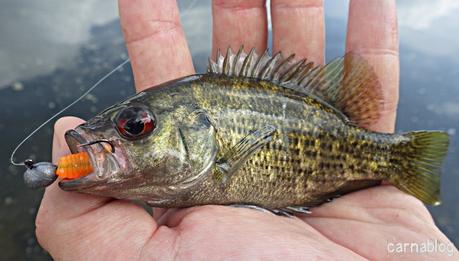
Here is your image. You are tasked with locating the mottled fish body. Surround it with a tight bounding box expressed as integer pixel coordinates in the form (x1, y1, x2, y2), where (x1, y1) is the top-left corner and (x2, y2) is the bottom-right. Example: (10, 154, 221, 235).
(56, 48, 448, 213)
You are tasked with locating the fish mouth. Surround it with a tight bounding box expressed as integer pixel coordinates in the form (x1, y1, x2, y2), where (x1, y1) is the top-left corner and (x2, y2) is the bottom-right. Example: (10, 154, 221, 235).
(58, 128, 121, 191)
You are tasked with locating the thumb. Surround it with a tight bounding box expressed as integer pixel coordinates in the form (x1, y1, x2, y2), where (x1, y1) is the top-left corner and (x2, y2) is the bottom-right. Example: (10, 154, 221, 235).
(51, 116, 84, 163)
(36, 116, 157, 260)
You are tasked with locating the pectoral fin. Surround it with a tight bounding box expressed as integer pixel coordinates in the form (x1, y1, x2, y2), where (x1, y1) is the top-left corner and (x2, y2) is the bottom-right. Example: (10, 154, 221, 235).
(216, 125, 276, 186)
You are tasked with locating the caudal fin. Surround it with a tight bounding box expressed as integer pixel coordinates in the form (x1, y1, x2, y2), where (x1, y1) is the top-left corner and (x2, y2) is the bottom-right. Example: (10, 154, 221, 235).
(390, 131, 449, 205)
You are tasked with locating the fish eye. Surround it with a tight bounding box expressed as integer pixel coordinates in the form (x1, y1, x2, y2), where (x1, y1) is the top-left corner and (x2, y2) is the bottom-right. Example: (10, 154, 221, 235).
(115, 107, 155, 140)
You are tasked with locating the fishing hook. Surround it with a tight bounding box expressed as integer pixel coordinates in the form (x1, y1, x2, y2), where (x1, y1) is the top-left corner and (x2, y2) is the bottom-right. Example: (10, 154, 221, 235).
(78, 139, 116, 153)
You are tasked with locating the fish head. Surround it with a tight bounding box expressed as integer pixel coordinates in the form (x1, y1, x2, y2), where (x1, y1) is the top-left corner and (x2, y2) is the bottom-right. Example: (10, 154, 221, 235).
(59, 89, 217, 202)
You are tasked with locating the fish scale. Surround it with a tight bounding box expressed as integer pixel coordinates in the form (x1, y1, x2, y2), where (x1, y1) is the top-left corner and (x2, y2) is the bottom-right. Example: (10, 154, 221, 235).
(54, 48, 449, 212)
(160, 77, 391, 208)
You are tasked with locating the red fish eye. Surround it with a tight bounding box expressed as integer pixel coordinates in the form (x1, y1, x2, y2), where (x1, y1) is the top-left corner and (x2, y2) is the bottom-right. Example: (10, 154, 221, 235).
(115, 107, 155, 140)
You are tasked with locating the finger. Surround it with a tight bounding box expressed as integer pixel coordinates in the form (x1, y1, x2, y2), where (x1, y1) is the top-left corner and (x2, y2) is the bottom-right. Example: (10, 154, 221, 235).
(346, 0, 399, 133)
(36, 117, 157, 259)
(271, 0, 325, 64)
(119, 0, 195, 91)
(152, 207, 167, 221)
(51, 116, 85, 163)
(47, 117, 112, 221)
(212, 0, 267, 56)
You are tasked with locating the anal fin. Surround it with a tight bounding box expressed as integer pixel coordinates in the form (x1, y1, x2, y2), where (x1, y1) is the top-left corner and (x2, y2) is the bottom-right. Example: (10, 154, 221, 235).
(334, 179, 382, 196)
(280, 206, 312, 215)
(229, 204, 304, 218)
(276, 180, 382, 214)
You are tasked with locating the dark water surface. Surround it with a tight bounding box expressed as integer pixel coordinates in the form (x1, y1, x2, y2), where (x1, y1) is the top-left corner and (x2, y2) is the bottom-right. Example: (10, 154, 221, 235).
(0, 0, 457, 259)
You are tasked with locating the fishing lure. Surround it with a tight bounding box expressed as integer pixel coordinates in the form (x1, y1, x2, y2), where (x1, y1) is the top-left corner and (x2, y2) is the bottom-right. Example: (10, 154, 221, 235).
(12, 59, 130, 188)
(12, 2, 198, 189)
(12, 47, 449, 216)
(55, 152, 93, 180)
(51, 47, 448, 211)
(23, 152, 93, 188)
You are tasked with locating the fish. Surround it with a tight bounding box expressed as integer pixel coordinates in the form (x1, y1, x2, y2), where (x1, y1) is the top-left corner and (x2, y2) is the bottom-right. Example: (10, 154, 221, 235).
(57, 47, 449, 213)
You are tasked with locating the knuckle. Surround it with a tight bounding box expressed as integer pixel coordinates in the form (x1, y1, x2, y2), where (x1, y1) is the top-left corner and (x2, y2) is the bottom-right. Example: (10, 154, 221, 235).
(271, 0, 323, 10)
(354, 47, 399, 58)
(213, 0, 265, 12)
(123, 19, 181, 45)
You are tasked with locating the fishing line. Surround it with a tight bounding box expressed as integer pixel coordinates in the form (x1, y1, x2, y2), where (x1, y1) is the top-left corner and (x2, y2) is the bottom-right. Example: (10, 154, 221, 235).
(11, 0, 198, 167)
(10, 58, 130, 166)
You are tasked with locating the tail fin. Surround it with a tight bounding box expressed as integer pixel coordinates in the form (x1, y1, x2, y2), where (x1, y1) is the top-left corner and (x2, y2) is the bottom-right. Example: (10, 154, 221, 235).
(390, 131, 449, 205)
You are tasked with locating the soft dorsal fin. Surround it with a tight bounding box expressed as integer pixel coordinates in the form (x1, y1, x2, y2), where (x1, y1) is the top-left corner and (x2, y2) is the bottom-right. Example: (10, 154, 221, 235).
(207, 47, 383, 128)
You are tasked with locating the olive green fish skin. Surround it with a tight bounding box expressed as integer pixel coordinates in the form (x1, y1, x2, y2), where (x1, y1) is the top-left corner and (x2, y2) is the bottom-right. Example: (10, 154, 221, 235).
(59, 72, 447, 209)
(74, 75, 402, 209)
(58, 49, 448, 209)
(153, 75, 405, 208)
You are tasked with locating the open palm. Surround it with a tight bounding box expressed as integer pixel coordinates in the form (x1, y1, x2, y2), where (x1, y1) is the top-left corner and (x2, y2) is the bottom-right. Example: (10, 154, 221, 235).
(36, 1, 456, 260)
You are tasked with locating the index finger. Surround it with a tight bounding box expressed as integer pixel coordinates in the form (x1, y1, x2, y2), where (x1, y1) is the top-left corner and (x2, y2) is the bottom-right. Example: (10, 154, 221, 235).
(346, 0, 399, 133)
(119, 0, 195, 92)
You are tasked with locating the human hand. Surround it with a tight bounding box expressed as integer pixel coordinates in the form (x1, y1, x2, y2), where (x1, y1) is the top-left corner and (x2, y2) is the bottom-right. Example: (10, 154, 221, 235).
(36, 0, 457, 260)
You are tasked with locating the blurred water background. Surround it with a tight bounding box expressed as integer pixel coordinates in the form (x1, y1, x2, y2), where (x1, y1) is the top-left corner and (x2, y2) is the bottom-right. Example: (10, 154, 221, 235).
(0, 0, 457, 259)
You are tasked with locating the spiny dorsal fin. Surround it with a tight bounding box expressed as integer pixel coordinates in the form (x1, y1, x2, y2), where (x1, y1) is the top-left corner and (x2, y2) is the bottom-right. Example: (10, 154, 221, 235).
(207, 47, 383, 128)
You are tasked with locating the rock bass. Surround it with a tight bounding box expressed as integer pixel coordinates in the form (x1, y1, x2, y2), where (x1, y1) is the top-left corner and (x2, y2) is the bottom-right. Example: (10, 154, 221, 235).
(59, 48, 449, 213)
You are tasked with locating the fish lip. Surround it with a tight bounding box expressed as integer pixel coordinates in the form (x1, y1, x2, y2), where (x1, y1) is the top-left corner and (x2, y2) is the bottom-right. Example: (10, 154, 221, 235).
(64, 129, 87, 153)
(58, 174, 105, 191)
(58, 129, 109, 191)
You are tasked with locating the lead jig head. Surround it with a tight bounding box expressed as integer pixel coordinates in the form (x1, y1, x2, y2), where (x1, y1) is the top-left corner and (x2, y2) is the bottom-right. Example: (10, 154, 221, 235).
(23, 160, 58, 189)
